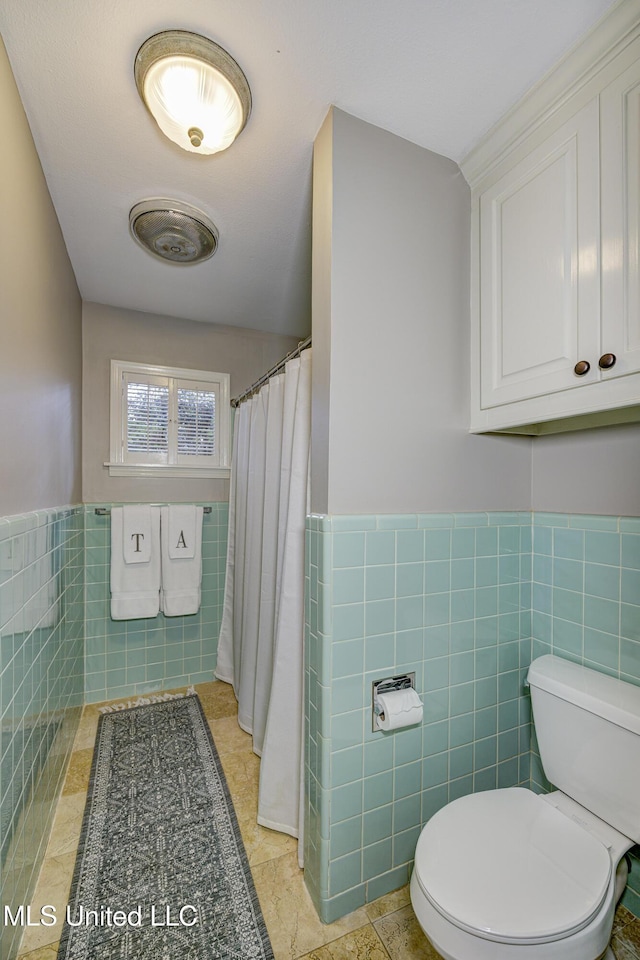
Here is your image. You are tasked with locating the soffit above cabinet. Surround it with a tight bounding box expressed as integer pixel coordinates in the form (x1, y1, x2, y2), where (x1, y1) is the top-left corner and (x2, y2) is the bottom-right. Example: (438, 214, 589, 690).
(461, 0, 640, 188)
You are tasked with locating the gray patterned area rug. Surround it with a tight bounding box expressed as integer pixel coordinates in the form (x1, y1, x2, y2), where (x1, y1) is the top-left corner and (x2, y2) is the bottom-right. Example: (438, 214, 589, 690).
(57, 695, 274, 960)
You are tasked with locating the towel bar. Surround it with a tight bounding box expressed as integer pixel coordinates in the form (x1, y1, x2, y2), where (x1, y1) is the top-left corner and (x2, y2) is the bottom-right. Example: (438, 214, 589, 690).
(94, 506, 212, 516)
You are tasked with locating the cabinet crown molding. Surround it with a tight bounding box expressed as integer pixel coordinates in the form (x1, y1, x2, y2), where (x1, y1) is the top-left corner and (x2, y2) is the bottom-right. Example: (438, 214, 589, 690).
(461, 0, 640, 187)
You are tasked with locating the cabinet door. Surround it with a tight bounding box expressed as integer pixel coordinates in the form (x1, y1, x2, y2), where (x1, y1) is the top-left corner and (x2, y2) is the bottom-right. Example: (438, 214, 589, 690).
(601, 45, 640, 379)
(479, 100, 600, 409)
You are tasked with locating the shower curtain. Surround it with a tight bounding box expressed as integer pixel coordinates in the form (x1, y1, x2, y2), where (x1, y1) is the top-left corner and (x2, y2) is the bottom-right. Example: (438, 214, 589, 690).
(216, 348, 311, 864)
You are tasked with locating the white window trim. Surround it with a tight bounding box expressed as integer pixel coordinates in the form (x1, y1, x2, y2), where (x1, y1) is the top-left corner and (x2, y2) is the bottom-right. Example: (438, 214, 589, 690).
(106, 360, 231, 478)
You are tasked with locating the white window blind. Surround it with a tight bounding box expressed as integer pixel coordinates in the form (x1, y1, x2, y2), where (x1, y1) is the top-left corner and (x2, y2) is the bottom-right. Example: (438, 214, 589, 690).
(109, 361, 230, 478)
(126, 379, 169, 456)
(177, 387, 215, 457)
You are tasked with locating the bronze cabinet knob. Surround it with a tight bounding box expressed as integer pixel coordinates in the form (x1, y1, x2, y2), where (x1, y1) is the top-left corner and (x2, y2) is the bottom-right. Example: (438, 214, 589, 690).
(598, 353, 617, 369)
(573, 360, 590, 376)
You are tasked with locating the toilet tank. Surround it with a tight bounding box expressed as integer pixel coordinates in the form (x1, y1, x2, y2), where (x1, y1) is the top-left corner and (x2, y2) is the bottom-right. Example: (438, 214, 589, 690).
(527, 655, 640, 844)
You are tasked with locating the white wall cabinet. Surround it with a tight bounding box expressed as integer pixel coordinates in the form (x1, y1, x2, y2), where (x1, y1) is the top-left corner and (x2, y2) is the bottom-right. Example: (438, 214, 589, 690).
(465, 8, 640, 435)
(478, 100, 600, 411)
(601, 46, 640, 384)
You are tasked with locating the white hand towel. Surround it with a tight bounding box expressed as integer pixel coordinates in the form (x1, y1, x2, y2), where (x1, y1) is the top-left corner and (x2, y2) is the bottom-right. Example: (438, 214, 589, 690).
(110, 506, 160, 620)
(160, 506, 203, 616)
(167, 505, 197, 559)
(122, 505, 152, 563)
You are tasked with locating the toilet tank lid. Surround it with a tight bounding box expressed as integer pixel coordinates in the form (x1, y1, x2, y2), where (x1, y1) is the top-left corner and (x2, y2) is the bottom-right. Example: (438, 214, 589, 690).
(527, 655, 640, 736)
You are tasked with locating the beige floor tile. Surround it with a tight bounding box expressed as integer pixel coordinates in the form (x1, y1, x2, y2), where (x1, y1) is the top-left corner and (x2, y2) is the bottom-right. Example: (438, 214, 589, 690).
(374, 905, 443, 960)
(62, 748, 93, 796)
(298, 924, 390, 960)
(44, 793, 86, 858)
(612, 938, 640, 960)
(364, 885, 411, 922)
(614, 919, 640, 957)
(196, 680, 238, 720)
(71, 713, 99, 752)
(252, 851, 369, 960)
(239, 817, 298, 866)
(77, 702, 98, 718)
(232, 789, 259, 825)
(614, 906, 638, 937)
(18, 853, 76, 954)
(79, 701, 105, 720)
(219, 749, 260, 802)
(16, 944, 60, 960)
(209, 714, 255, 755)
(163, 685, 193, 697)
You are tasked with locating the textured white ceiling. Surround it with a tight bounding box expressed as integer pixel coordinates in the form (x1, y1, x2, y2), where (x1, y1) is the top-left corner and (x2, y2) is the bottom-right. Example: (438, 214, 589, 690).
(0, 0, 618, 336)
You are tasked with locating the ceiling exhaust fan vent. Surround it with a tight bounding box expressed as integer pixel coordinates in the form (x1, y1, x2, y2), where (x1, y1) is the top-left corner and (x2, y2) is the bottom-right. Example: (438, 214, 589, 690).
(129, 199, 219, 264)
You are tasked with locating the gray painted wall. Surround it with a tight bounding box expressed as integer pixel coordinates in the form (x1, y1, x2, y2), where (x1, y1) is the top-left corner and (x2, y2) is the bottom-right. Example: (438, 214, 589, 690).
(311, 108, 531, 516)
(82, 301, 299, 503)
(0, 37, 82, 517)
(531, 422, 640, 516)
(310, 111, 333, 517)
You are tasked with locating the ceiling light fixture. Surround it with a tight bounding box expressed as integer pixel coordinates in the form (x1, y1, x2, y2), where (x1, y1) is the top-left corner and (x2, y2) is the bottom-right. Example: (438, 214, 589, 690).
(129, 199, 219, 264)
(134, 30, 251, 155)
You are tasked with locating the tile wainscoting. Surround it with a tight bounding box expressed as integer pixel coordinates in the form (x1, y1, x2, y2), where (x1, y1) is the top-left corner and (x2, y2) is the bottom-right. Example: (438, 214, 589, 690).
(83, 503, 228, 702)
(304, 512, 533, 922)
(0, 506, 84, 960)
(530, 512, 640, 915)
(303, 511, 640, 923)
(1, 503, 638, 948)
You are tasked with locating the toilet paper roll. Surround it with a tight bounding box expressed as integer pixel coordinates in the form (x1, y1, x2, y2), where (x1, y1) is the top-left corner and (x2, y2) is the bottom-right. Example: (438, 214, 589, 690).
(375, 688, 423, 731)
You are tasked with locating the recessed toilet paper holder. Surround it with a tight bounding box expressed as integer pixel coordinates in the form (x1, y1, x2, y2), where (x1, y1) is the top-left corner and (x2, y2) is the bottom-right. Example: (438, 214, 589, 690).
(372, 673, 416, 731)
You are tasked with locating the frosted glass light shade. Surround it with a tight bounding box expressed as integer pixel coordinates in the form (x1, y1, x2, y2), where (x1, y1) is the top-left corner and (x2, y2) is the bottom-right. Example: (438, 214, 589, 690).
(135, 31, 251, 156)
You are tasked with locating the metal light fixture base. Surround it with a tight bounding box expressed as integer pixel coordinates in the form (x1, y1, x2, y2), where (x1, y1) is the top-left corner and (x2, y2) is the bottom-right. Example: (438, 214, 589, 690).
(129, 198, 219, 265)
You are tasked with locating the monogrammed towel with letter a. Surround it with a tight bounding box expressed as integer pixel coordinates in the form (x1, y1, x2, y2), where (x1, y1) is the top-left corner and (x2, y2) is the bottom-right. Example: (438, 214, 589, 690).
(160, 506, 203, 616)
(167, 505, 198, 559)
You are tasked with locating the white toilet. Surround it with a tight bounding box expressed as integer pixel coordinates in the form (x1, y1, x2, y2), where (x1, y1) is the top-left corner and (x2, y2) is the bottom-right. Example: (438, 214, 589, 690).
(410, 655, 640, 960)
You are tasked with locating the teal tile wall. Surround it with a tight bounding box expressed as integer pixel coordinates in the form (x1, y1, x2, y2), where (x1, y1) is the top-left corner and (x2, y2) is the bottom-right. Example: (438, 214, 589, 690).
(0, 506, 84, 960)
(530, 512, 640, 916)
(305, 509, 640, 924)
(83, 504, 228, 702)
(304, 512, 533, 922)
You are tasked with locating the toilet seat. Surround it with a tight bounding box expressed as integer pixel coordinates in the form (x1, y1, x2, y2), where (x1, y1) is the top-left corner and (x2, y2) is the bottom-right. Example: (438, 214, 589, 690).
(413, 788, 612, 945)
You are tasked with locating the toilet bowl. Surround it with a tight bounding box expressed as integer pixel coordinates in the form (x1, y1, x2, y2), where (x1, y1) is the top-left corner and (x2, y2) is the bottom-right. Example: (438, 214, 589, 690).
(410, 787, 629, 960)
(409, 657, 640, 960)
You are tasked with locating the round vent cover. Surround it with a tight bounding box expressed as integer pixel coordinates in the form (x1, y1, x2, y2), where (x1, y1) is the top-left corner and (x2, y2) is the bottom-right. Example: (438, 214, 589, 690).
(129, 199, 219, 264)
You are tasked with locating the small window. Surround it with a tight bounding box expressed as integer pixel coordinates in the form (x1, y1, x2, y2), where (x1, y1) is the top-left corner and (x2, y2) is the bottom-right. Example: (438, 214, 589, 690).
(108, 361, 230, 478)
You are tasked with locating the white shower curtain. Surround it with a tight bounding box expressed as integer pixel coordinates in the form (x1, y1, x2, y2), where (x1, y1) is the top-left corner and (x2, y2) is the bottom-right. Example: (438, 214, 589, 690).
(216, 348, 311, 863)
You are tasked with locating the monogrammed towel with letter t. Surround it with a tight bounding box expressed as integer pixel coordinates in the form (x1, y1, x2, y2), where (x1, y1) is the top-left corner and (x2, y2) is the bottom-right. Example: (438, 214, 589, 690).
(122, 504, 152, 563)
(110, 505, 161, 619)
(160, 505, 203, 616)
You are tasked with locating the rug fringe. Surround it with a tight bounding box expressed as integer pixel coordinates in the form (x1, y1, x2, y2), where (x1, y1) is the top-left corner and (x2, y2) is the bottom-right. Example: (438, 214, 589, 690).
(98, 686, 196, 713)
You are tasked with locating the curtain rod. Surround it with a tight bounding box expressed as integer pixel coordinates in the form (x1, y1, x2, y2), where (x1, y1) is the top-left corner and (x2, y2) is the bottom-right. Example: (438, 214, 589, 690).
(231, 336, 311, 407)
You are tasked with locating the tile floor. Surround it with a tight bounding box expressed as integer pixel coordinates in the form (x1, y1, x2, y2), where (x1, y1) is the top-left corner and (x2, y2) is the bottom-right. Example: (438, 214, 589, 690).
(15, 681, 640, 960)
